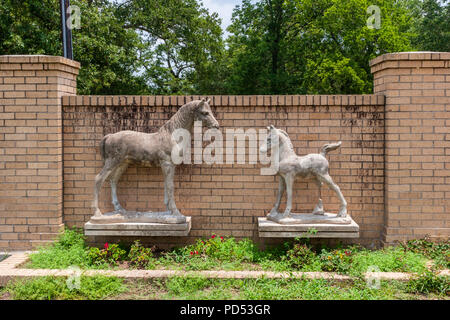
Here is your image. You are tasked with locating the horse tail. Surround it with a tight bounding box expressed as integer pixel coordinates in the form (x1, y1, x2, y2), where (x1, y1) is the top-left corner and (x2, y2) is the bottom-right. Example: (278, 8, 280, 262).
(99, 134, 111, 161)
(320, 141, 342, 157)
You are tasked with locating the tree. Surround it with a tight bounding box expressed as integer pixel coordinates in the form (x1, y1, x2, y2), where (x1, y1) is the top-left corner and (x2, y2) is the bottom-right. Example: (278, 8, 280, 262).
(226, 0, 415, 94)
(410, 0, 450, 52)
(116, 0, 227, 95)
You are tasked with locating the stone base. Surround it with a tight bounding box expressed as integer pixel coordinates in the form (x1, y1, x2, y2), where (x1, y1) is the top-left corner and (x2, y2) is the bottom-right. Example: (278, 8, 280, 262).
(84, 217, 191, 237)
(258, 215, 359, 238)
(89, 210, 187, 224)
(267, 212, 352, 225)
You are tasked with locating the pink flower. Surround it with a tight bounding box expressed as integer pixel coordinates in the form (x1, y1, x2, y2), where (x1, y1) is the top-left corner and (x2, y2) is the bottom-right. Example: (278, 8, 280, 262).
(220, 236, 224, 241)
(104, 242, 109, 250)
(211, 235, 216, 239)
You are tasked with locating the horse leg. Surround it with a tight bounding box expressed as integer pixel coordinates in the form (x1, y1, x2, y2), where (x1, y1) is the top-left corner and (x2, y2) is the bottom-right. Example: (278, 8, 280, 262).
(282, 173, 294, 217)
(92, 159, 116, 217)
(109, 162, 128, 213)
(318, 173, 347, 217)
(312, 179, 324, 215)
(161, 161, 181, 216)
(269, 177, 285, 217)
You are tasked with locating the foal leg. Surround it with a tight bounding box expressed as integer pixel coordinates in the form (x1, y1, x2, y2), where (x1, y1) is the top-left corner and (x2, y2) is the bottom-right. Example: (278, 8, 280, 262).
(161, 161, 181, 216)
(269, 177, 285, 217)
(312, 179, 324, 215)
(318, 173, 347, 217)
(92, 159, 116, 217)
(109, 163, 128, 212)
(282, 173, 295, 217)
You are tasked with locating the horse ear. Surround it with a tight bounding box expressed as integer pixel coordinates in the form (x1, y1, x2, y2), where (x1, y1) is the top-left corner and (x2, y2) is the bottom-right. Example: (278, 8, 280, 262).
(206, 98, 210, 104)
(197, 99, 205, 107)
(266, 126, 270, 131)
(270, 124, 275, 129)
(279, 129, 289, 137)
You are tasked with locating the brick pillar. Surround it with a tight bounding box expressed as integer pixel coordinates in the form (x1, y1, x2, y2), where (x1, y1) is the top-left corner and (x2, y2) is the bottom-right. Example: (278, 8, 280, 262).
(370, 52, 450, 244)
(0, 55, 80, 250)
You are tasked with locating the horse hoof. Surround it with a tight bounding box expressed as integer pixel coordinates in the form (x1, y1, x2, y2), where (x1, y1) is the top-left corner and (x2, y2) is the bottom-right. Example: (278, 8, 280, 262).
(337, 208, 347, 218)
(313, 210, 325, 215)
(94, 209, 103, 217)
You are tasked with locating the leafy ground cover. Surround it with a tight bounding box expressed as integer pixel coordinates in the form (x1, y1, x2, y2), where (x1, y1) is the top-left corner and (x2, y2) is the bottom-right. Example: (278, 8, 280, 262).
(2, 228, 448, 300)
(25, 228, 447, 277)
(1, 275, 448, 300)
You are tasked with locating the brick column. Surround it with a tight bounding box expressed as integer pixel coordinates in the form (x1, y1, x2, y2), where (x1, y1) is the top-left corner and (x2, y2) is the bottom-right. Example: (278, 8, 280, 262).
(370, 52, 450, 244)
(0, 55, 80, 250)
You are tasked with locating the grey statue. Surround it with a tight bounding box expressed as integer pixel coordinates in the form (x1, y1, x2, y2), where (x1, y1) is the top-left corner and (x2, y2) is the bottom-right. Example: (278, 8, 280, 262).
(260, 125, 347, 223)
(92, 98, 219, 223)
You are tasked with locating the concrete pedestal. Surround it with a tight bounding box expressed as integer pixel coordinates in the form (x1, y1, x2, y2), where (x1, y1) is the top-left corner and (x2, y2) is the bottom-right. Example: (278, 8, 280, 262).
(84, 217, 191, 237)
(258, 214, 359, 238)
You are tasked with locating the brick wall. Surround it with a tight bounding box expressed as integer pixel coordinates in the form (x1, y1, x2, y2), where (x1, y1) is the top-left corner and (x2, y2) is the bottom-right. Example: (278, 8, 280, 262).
(62, 95, 385, 248)
(1, 52, 449, 251)
(371, 52, 450, 244)
(0, 55, 79, 250)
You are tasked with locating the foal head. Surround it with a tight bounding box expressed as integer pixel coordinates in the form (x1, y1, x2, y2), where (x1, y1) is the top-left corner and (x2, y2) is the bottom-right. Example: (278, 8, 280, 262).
(194, 98, 219, 129)
(260, 125, 293, 154)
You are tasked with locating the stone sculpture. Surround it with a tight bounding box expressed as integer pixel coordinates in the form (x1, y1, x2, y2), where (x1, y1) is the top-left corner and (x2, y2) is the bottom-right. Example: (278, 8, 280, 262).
(260, 125, 349, 225)
(90, 98, 219, 224)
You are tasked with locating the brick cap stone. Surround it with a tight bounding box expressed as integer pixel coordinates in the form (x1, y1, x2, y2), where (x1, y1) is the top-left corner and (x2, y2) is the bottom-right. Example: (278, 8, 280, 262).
(369, 51, 450, 67)
(0, 54, 80, 74)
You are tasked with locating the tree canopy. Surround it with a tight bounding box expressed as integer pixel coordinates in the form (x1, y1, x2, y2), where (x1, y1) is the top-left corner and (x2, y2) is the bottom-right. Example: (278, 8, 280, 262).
(0, 0, 447, 95)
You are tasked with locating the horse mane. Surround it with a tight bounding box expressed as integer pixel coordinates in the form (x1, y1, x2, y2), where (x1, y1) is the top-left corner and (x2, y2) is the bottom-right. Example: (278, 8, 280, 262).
(159, 101, 197, 133)
(277, 129, 294, 151)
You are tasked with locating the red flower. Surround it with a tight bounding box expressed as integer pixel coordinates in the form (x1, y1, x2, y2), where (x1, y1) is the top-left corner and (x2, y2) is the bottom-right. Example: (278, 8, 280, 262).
(195, 251, 199, 255)
(190, 251, 194, 255)
(104, 242, 109, 250)
(220, 236, 224, 241)
(345, 251, 351, 256)
(211, 235, 216, 239)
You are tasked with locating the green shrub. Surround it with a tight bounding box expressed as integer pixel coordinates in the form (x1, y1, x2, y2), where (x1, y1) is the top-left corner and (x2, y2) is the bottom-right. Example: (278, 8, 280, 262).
(87, 243, 126, 267)
(128, 240, 154, 269)
(406, 270, 449, 296)
(28, 227, 91, 269)
(402, 238, 450, 269)
(318, 248, 353, 273)
(285, 243, 316, 269)
(183, 235, 258, 263)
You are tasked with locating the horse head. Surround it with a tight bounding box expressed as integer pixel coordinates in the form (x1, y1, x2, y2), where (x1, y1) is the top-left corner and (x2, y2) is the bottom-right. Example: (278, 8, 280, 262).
(260, 125, 291, 154)
(194, 98, 219, 129)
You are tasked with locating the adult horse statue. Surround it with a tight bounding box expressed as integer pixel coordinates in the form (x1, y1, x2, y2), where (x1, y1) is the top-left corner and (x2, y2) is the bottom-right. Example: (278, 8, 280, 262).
(91, 98, 219, 224)
(260, 125, 349, 225)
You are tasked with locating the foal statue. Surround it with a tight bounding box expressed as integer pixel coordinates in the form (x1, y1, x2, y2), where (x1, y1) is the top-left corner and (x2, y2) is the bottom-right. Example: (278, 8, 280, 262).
(260, 125, 348, 224)
(91, 98, 219, 224)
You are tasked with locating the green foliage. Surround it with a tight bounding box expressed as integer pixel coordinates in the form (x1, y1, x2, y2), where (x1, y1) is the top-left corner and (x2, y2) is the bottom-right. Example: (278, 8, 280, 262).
(350, 246, 428, 275)
(226, 0, 414, 94)
(87, 243, 127, 267)
(318, 248, 354, 273)
(285, 243, 317, 268)
(128, 240, 155, 269)
(410, 0, 450, 52)
(406, 270, 449, 296)
(401, 237, 450, 269)
(5, 276, 125, 300)
(28, 227, 91, 269)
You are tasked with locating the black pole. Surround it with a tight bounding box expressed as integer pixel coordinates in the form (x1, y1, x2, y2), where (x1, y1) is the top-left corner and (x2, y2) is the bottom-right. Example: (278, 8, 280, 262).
(60, 0, 73, 60)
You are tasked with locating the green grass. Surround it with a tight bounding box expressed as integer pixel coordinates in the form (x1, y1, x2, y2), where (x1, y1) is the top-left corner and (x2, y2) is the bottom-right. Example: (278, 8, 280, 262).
(24, 228, 446, 277)
(2, 275, 448, 300)
(2, 276, 125, 300)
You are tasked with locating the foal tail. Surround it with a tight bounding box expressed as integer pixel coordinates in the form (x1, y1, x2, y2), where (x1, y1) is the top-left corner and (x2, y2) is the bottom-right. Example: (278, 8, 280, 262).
(99, 134, 111, 161)
(320, 141, 342, 157)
